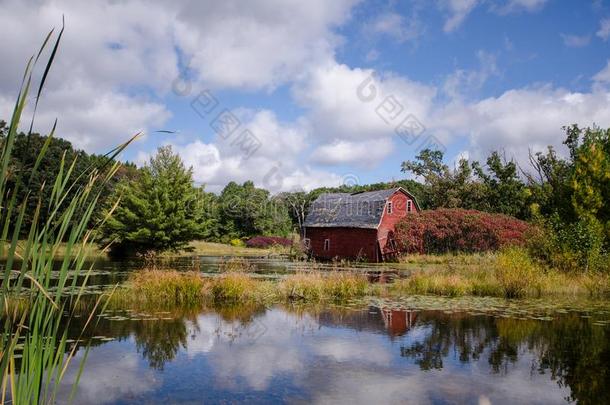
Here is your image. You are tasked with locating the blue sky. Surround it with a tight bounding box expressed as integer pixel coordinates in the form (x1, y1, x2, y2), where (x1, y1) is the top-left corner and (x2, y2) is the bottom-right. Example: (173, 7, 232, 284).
(1, 0, 610, 192)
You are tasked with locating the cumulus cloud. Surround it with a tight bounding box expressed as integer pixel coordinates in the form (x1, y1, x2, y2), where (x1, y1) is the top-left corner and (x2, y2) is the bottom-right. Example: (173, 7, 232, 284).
(310, 138, 394, 166)
(432, 85, 610, 164)
(140, 109, 344, 192)
(0, 0, 176, 151)
(174, 0, 360, 90)
(293, 61, 436, 166)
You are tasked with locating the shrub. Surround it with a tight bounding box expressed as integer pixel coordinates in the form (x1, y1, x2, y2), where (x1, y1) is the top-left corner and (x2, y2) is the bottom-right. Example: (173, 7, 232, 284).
(229, 238, 245, 247)
(527, 216, 607, 273)
(245, 236, 293, 248)
(395, 209, 531, 254)
(494, 247, 541, 298)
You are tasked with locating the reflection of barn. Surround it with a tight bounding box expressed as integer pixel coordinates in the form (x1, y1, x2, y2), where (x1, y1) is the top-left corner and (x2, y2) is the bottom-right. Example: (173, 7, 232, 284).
(303, 188, 420, 262)
(380, 308, 417, 337)
(318, 306, 418, 338)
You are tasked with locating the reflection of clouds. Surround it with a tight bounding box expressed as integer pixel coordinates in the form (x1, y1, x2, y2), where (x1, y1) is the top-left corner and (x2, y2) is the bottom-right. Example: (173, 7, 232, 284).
(308, 369, 432, 405)
(55, 307, 573, 404)
(304, 350, 569, 405)
(57, 341, 158, 405)
(185, 309, 318, 390)
(312, 336, 392, 365)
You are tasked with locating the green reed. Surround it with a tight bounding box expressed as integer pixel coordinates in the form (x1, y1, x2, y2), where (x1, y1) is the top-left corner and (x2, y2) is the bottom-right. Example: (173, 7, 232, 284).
(0, 23, 136, 404)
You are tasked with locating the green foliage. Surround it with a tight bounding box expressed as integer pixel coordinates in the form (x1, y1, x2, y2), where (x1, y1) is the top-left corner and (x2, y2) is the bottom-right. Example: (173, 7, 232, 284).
(101, 145, 204, 255)
(1, 29, 136, 404)
(215, 181, 292, 242)
(495, 247, 542, 298)
(0, 130, 137, 236)
(229, 238, 245, 247)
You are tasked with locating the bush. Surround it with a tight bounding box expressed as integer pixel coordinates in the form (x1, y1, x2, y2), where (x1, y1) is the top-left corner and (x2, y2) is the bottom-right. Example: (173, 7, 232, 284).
(245, 236, 292, 248)
(395, 209, 531, 254)
(229, 238, 245, 247)
(527, 216, 607, 273)
(495, 247, 541, 298)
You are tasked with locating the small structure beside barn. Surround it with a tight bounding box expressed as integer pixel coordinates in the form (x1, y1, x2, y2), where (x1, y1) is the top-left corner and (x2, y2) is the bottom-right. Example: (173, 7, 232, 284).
(303, 187, 420, 262)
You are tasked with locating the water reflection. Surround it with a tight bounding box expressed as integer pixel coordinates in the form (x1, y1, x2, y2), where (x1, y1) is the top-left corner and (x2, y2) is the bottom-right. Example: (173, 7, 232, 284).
(54, 301, 610, 404)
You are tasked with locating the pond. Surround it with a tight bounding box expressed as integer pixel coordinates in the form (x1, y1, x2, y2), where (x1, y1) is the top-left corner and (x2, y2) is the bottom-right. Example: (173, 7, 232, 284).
(55, 296, 609, 404)
(7, 255, 610, 404)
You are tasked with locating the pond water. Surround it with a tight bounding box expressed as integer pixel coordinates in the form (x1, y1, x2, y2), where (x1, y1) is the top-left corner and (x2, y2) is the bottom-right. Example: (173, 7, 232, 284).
(6, 255, 610, 404)
(54, 296, 610, 404)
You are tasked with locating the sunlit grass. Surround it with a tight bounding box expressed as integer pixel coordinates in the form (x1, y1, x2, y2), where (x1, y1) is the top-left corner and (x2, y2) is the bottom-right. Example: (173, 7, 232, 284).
(389, 248, 609, 299)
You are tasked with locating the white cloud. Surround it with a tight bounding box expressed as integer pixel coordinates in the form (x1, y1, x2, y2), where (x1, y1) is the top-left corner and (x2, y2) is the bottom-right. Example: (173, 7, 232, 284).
(0, 0, 176, 151)
(593, 60, 610, 86)
(432, 85, 610, 164)
(310, 138, 394, 166)
(560, 33, 591, 48)
(441, 0, 548, 32)
(150, 109, 343, 192)
(597, 17, 610, 41)
(174, 0, 360, 90)
(443, 50, 499, 100)
(0, 0, 362, 153)
(442, 0, 480, 32)
(294, 61, 435, 166)
(366, 12, 423, 43)
(498, 0, 548, 13)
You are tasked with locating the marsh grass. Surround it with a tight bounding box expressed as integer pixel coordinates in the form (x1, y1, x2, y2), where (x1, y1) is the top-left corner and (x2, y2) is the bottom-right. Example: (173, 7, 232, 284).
(390, 247, 609, 299)
(277, 271, 369, 301)
(110, 265, 371, 310)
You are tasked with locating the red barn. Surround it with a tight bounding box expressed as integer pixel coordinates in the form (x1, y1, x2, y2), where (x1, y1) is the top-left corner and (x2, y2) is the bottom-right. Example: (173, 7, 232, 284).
(303, 187, 420, 262)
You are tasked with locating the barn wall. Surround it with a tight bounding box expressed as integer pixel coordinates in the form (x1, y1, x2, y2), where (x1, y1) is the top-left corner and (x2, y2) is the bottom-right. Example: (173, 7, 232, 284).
(305, 227, 378, 261)
(377, 191, 418, 255)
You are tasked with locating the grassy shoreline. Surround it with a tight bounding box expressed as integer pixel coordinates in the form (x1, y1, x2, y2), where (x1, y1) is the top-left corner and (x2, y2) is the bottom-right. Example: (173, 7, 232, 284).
(108, 251, 610, 311)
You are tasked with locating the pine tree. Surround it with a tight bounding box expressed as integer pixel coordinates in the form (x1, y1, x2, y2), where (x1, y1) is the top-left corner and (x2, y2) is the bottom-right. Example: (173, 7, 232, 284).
(101, 145, 203, 255)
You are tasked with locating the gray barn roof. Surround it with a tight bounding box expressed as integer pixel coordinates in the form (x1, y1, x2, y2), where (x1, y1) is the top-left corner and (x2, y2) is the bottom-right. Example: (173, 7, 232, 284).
(304, 187, 418, 229)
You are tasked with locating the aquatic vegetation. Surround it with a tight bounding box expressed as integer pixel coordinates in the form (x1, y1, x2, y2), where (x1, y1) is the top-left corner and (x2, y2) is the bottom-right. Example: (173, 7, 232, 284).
(114, 270, 206, 306)
(218, 257, 256, 273)
(208, 272, 270, 303)
(278, 271, 369, 302)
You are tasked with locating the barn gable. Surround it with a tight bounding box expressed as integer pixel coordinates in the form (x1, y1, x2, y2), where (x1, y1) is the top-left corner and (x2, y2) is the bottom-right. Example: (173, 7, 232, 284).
(304, 187, 419, 229)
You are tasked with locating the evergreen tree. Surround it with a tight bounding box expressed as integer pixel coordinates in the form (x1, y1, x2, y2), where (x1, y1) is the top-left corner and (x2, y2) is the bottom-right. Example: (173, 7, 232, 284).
(101, 145, 202, 255)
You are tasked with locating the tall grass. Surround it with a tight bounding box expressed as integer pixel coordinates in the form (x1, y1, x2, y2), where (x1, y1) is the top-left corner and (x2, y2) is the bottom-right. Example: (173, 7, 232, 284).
(0, 25, 136, 404)
(391, 247, 608, 299)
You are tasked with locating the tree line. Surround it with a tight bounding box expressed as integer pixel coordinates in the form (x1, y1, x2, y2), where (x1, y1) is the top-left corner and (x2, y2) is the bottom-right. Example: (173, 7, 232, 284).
(2, 120, 608, 263)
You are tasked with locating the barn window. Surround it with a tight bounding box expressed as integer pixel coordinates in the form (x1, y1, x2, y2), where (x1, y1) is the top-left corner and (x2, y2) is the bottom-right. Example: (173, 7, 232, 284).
(324, 239, 330, 251)
(387, 202, 393, 214)
(303, 238, 311, 248)
(407, 200, 413, 212)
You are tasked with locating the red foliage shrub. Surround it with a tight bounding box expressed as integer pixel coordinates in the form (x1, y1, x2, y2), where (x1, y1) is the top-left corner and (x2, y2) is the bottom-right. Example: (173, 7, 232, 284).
(395, 209, 531, 254)
(245, 236, 293, 248)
